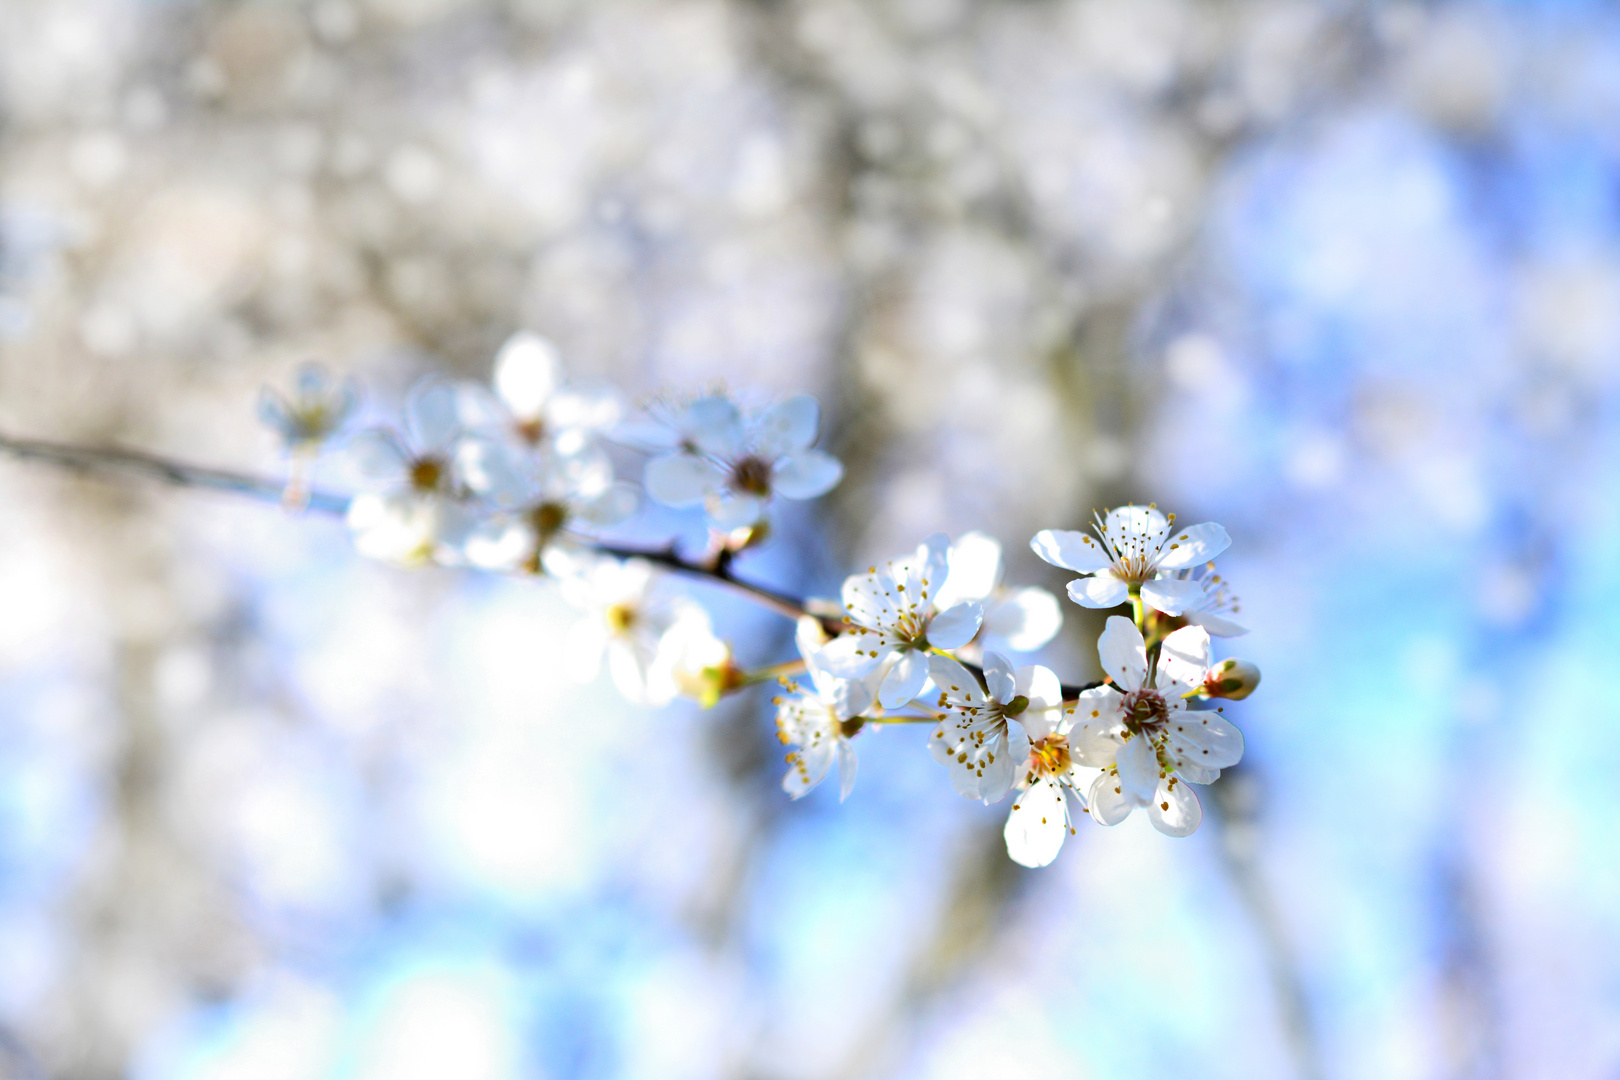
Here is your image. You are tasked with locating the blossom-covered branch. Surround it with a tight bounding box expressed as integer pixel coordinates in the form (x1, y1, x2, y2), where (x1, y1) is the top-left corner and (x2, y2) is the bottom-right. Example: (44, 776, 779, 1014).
(2, 336, 1263, 869)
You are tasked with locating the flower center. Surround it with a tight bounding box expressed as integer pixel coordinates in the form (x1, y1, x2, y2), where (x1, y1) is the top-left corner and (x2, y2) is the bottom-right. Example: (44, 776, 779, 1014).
(514, 417, 546, 444)
(409, 456, 447, 492)
(730, 455, 773, 496)
(1122, 689, 1169, 734)
(1030, 733, 1071, 776)
(605, 603, 638, 634)
(531, 500, 569, 541)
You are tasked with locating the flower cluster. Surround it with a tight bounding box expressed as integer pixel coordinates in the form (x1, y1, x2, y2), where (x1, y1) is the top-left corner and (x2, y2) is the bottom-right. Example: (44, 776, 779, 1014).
(262, 349, 1259, 867)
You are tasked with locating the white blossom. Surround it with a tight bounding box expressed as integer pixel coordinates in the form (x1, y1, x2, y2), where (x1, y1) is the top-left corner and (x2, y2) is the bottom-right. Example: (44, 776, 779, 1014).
(459, 331, 621, 456)
(641, 393, 843, 529)
(817, 533, 983, 709)
(1031, 505, 1231, 616)
(926, 652, 1062, 806)
(558, 557, 700, 705)
(1071, 616, 1245, 837)
(934, 531, 1063, 656)
(1179, 564, 1248, 637)
(1003, 677, 1093, 869)
(344, 379, 474, 566)
(457, 437, 637, 574)
(257, 362, 359, 450)
(774, 619, 871, 801)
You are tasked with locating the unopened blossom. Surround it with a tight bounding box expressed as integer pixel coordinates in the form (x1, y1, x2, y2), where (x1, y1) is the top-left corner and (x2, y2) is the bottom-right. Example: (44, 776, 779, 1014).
(659, 610, 741, 708)
(345, 379, 473, 566)
(257, 362, 359, 450)
(1201, 658, 1261, 700)
(817, 533, 983, 709)
(1072, 616, 1245, 836)
(927, 652, 1063, 805)
(641, 393, 843, 529)
(774, 619, 872, 801)
(459, 331, 621, 455)
(559, 557, 700, 705)
(458, 438, 637, 575)
(934, 531, 1062, 656)
(1004, 674, 1093, 868)
(1031, 505, 1230, 616)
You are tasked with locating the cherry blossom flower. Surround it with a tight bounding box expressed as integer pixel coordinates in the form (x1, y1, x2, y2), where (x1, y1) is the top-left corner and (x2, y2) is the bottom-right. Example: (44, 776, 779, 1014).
(933, 531, 1063, 657)
(1003, 678, 1094, 868)
(457, 438, 637, 575)
(1179, 564, 1248, 637)
(257, 363, 359, 451)
(773, 620, 872, 801)
(641, 393, 843, 529)
(345, 379, 474, 566)
(1031, 505, 1230, 616)
(817, 534, 984, 709)
(1071, 616, 1245, 836)
(926, 652, 1063, 805)
(558, 557, 701, 705)
(459, 331, 621, 455)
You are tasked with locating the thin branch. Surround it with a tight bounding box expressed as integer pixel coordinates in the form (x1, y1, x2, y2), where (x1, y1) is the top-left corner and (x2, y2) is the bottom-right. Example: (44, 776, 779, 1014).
(0, 431, 352, 515)
(0, 428, 822, 616)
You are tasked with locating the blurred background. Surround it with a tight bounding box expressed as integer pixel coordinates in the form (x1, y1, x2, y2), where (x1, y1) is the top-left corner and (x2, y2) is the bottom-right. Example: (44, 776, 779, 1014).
(3, 0, 1620, 1077)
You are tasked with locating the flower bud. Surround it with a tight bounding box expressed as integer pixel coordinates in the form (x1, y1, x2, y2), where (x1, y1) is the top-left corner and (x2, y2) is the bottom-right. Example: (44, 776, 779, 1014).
(1202, 658, 1260, 700)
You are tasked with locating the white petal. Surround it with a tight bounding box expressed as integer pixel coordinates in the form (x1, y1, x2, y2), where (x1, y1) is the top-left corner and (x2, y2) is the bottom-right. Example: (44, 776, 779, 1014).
(707, 490, 765, 530)
(546, 381, 621, 433)
(682, 396, 745, 457)
(752, 394, 821, 457)
(1097, 615, 1148, 689)
(1103, 505, 1169, 541)
(493, 331, 562, 420)
(816, 632, 885, 679)
(926, 601, 983, 650)
(1005, 779, 1070, 868)
(1073, 717, 1125, 769)
(456, 437, 534, 505)
(1154, 522, 1232, 570)
(452, 382, 509, 432)
(836, 739, 859, 802)
(1115, 733, 1160, 800)
(939, 532, 1003, 605)
(462, 516, 533, 571)
(1167, 710, 1245, 771)
(1067, 575, 1130, 609)
(405, 379, 462, 452)
(983, 587, 1062, 652)
(1015, 664, 1064, 714)
(1030, 529, 1113, 573)
(830, 672, 873, 719)
(770, 451, 843, 500)
(981, 652, 1016, 704)
(575, 482, 639, 527)
(644, 453, 726, 507)
(257, 388, 293, 436)
(1088, 770, 1136, 826)
(878, 649, 930, 709)
(913, 534, 951, 602)
(1148, 778, 1203, 836)
(347, 428, 411, 483)
(1157, 624, 1213, 693)
(1186, 609, 1250, 637)
(843, 571, 899, 627)
(927, 653, 984, 706)
(783, 739, 836, 799)
(1140, 576, 1205, 616)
